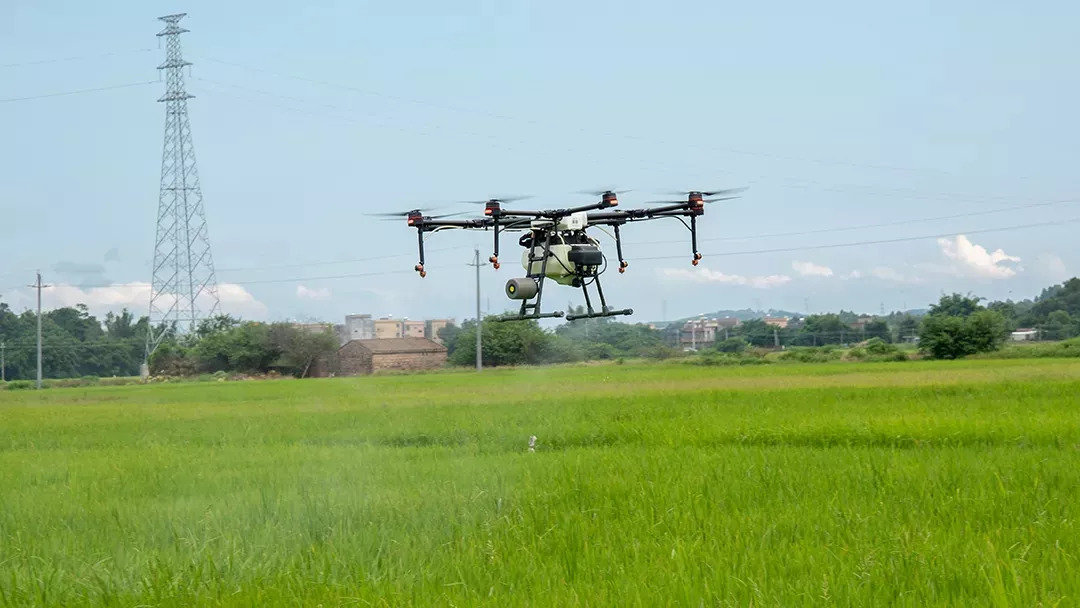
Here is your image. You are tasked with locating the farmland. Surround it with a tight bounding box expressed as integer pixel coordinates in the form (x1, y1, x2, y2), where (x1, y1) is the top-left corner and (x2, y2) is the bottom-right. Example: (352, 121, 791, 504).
(2, 359, 1080, 606)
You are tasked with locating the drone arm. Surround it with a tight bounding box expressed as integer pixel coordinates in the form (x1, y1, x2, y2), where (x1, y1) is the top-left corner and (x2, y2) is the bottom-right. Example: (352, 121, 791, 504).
(690, 214, 702, 266)
(613, 224, 629, 273)
(490, 217, 501, 269)
(415, 227, 427, 277)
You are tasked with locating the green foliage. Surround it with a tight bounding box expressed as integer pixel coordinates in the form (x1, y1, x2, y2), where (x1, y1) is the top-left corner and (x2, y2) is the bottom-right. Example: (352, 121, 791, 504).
(975, 337, 1080, 359)
(3, 380, 34, 390)
(714, 337, 749, 353)
(919, 295, 1007, 359)
(688, 351, 771, 366)
(268, 325, 340, 377)
(777, 347, 844, 363)
(864, 338, 896, 356)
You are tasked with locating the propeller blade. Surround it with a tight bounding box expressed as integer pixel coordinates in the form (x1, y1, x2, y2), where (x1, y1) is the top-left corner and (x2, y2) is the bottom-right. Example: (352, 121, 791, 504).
(459, 195, 534, 205)
(577, 188, 631, 196)
(660, 187, 747, 197)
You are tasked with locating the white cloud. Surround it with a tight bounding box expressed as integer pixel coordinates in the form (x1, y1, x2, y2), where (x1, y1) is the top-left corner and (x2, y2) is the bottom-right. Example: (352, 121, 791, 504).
(297, 285, 332, 300)
(936, 235, 1021, 279)
(662, 267, 792, 289)
(791, 261, 834, 278)
(843, 270, 863, 279)
(21, 281, 268, 320)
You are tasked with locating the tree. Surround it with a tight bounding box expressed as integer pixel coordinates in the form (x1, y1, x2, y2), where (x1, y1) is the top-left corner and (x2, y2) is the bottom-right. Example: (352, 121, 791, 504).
(714, 337, 749, 353)
(919, 295, 1006, 359)
(1040, 310, 1075, 341)
(863, 319, 891, 343)
(437, 323, 462, 355)
(449, 317, 560, 367)
(736, 319, 776, 347)
(930, 293, 984, 318)
(269, 324, 339, 377)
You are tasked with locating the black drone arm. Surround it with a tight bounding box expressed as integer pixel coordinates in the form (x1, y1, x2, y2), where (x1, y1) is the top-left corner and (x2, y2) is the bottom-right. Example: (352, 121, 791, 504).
(588, 201, 706, 266)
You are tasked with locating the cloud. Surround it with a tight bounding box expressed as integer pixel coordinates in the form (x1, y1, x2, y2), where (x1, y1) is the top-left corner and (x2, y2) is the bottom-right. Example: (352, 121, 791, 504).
(662, 267, 792, 289)
(936, 235, 1021, 279)
(791, 261, 834, 278)
(104, 248, 121, 263)
(843, 270, 863, 279)
(297, 285, 332, 300)
(28, 281, 268, 320)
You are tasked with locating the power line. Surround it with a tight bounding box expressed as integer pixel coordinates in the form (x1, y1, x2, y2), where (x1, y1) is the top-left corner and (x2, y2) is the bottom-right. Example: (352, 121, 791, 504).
(189, 77, 1057, 207)
(0, 48, 155, 68)
(197, 54, 1033, 181)
(636, 197, 1080, 246)
(637, 218, 1080, 261)
(0, 81, 158, 104)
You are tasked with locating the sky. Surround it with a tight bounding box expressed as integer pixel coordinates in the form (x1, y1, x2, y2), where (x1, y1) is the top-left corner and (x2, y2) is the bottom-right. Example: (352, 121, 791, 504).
(2, 0, 1079, 326)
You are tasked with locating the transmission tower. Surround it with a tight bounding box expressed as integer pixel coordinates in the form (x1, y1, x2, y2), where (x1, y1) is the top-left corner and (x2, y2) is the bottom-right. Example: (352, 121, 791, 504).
(146, 13, 219, 359)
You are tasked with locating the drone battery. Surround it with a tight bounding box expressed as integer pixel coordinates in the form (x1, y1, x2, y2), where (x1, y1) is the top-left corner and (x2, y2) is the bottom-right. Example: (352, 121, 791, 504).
(568, 245, 603, 267)
(506, 277, 539, 300)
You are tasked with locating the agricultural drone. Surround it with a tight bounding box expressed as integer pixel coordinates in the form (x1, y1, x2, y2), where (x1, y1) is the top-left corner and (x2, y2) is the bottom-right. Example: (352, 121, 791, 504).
(372, 188, 745, 321)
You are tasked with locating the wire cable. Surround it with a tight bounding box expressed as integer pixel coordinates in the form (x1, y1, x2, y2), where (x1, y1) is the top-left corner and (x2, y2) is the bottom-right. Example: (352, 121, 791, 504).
(0, 81, 158, 104)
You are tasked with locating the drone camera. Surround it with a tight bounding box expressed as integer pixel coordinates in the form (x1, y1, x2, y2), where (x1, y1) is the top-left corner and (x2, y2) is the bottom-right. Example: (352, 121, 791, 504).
(506, 277, 539, 300)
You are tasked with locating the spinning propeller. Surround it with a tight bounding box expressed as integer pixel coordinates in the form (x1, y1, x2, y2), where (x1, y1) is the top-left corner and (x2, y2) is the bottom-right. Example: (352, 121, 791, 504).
(643, 187, 747, 205)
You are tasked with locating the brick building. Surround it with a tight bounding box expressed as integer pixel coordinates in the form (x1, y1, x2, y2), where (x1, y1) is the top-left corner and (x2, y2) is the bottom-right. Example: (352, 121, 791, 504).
(335, 338, 447, 375)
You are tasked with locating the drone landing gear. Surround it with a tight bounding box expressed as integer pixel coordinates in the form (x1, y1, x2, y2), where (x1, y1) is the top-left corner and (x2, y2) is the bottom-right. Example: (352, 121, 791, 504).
(566, 275, 632, 322)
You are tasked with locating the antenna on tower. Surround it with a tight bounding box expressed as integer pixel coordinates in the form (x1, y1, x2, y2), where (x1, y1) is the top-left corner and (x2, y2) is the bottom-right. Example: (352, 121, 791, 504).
(145, 13, 220, 360)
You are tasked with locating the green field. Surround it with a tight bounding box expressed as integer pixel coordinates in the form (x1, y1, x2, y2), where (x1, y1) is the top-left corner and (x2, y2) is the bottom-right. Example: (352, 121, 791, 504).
(2, 359, 1080, 606)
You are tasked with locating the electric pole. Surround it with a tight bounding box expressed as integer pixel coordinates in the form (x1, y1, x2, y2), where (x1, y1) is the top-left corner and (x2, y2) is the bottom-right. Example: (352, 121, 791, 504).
(1, 341, 6, 383)
(28, 272, 50, 389)
(467, 248, 483, 371)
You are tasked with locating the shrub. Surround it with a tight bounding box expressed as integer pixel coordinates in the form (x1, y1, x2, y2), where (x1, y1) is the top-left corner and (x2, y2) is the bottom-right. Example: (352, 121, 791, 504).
(714, 338, 749, 354)
(4, 380, 34, 390)
(864, 338, 897, 356)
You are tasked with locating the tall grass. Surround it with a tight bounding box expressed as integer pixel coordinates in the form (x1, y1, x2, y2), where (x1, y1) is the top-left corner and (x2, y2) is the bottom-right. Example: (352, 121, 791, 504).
(1, 359, 1079, 605)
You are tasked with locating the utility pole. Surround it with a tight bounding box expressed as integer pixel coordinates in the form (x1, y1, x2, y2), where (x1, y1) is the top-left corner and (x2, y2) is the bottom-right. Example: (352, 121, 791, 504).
(29, 272, 50, 389)
(1, 341, 6, 383)
(467, 248, 483, 371)
(774, 327, 780, 349)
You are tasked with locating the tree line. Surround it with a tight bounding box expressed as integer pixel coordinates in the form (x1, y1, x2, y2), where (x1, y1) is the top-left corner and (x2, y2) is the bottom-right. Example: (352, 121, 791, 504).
(2, 276, 1079, 379)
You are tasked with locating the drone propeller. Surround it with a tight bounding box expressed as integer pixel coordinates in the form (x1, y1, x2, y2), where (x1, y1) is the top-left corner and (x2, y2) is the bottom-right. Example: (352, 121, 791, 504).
(661, 187, 747, 197)
(577, 188, 631, 197)
(366, 210, 467, 221)
(459, 195, 534, 205)
(641, 196, 740, 205)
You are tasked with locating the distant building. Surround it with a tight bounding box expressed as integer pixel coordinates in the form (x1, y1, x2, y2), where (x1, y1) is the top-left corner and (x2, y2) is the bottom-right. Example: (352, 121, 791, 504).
(680, 318, 718, 347)
(403, 320, 426, 338)
(334, 338, 447, 375)
(763, 316, 789, 329)
(1011, 328, 1039, 341)
(292, 322, 333, 335)
(344, 314, 375, 341)
(426, 319, 453, 343)
(374, 318, 403, 339)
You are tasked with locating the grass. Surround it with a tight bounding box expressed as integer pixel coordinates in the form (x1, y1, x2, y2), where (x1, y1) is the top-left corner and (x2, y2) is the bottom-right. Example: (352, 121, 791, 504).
(2, 358, 1080, 606)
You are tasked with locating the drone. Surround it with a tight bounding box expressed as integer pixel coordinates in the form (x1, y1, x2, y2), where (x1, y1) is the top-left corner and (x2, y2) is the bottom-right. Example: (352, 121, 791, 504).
(372, 188, 745, 322)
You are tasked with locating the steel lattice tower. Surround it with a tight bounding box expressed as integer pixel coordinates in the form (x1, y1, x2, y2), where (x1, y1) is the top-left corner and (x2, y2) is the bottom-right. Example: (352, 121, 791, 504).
(146, 13, 219, 359)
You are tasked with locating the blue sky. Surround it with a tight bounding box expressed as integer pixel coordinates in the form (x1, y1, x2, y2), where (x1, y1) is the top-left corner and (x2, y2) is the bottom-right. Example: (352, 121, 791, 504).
(2, 0, 1078, 325)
